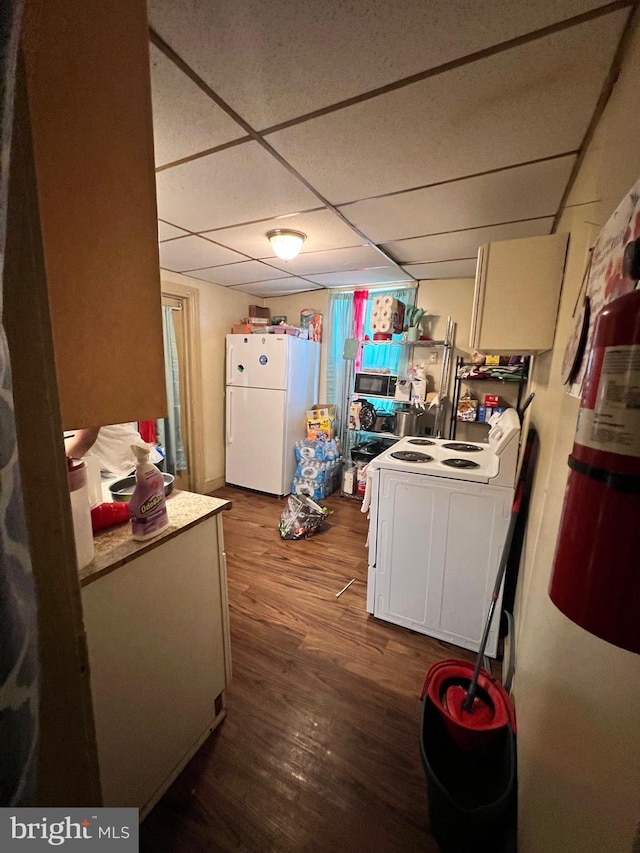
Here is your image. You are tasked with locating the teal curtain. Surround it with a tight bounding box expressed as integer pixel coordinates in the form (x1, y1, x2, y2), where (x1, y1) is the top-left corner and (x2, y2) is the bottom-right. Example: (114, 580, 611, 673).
(326, 291, 354, 436)
(158, 306, 186, 475)
(361, 286, 417, 413)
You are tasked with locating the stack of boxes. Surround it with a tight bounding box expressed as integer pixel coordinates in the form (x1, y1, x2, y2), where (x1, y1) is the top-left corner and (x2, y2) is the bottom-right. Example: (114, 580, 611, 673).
(291, 404, 341, 499)
(478, 394, 507, 423)
(231, 305, 270, 334)
(306, 404, 335, 441)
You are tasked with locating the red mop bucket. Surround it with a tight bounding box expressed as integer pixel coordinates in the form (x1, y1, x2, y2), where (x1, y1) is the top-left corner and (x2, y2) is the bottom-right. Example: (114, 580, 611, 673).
(421, 660, 516, 753)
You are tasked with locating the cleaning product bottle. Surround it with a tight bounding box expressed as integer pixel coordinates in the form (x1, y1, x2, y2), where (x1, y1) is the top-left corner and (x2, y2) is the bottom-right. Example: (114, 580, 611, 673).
(129, 444, 169, 541)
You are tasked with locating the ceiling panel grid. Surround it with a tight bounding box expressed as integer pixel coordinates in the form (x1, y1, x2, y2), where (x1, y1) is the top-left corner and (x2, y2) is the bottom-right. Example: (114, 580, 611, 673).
(147, 2, 631, 295)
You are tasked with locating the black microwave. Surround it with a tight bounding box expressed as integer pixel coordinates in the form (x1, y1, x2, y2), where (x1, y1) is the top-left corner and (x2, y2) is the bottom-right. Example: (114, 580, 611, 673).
(354, 372, 397, 398)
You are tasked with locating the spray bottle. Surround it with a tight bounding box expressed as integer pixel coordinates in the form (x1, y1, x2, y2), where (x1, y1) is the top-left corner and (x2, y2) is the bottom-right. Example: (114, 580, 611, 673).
(129, 444, 169, 541)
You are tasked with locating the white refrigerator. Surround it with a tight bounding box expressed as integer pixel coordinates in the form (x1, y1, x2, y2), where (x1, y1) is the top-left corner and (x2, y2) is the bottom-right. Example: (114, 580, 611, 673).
(225, 334, 320, 496)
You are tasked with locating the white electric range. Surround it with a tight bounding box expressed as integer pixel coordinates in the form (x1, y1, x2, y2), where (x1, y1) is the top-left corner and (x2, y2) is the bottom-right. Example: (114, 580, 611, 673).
(362, 408, 521, 657)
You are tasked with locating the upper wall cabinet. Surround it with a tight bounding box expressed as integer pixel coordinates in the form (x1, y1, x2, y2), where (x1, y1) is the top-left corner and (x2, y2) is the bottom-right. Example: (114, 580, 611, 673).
(469, 233, 569, 353)
(21, 0, 167, 430)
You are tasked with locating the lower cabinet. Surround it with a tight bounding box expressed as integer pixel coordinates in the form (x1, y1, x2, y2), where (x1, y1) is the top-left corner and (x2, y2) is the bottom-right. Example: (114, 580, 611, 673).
(81, 515, 231, 817)
(371, 470, 512, 657)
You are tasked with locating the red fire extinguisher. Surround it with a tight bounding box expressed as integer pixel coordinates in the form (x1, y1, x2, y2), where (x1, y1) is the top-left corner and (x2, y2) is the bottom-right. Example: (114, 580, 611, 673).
(549, 285, 640, 654)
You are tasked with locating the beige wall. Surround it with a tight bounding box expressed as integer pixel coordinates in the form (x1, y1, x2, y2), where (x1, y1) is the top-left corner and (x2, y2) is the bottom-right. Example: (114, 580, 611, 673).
(161, 270, 248, 492)
(514, 23, 640, 853)
(264, 290, 329, 402)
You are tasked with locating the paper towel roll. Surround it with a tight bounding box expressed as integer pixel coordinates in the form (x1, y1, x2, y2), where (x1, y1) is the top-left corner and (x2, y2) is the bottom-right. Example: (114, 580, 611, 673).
(377, 319, 392, 333)
(382, 295, 393, 308)
(371, 320, 380, 332)
(374, 296, 385, 310)
(379, 307, 391, 320)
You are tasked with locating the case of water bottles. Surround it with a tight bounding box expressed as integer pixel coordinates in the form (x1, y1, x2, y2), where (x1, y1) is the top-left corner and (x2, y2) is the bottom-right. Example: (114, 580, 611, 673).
(291, 438, 342, 500)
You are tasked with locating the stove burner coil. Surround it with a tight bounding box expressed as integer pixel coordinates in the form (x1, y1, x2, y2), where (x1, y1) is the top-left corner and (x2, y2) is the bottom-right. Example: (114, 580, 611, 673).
(442, 457, 481, 469)
(390, 451, 433, 463)
(442, 442, 483, 453)
(406, 438, 436, 446)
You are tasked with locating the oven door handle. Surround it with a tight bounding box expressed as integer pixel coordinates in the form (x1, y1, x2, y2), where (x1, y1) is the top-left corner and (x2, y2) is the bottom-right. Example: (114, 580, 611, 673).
(361, 466, 375, 513)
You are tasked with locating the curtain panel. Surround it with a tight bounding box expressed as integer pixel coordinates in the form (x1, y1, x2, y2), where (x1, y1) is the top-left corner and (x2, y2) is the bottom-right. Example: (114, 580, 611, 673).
(326, 291, 354, 437)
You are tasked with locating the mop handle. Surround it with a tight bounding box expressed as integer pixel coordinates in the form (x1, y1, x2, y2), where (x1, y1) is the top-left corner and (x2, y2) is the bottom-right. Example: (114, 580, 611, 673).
(462, 482, 523, 712)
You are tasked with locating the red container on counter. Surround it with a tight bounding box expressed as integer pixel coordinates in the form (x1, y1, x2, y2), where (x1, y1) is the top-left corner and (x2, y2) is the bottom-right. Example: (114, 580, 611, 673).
(90, 502, 131, 532)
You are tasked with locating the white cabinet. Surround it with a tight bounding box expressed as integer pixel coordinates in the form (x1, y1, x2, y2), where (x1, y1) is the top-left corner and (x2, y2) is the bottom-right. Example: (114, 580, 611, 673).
(82, 514, 231, 817)
(469, 233, 569, 352)
(371, 470, 512, 657)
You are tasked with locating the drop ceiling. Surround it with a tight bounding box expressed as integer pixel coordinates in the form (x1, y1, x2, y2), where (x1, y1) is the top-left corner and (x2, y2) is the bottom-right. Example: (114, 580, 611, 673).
(149, 0, 632, 297)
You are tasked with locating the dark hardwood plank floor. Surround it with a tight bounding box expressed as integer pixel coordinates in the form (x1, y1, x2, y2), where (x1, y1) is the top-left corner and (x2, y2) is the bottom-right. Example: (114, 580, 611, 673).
(140, 486, 477, 853)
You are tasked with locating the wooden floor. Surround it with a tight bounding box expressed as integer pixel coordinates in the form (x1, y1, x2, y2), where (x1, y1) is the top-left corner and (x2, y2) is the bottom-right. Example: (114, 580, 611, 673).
(140, 486, 477, 853)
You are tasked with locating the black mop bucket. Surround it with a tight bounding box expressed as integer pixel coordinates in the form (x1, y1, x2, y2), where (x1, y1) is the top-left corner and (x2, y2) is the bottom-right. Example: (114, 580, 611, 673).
(420, 695, 517, 853)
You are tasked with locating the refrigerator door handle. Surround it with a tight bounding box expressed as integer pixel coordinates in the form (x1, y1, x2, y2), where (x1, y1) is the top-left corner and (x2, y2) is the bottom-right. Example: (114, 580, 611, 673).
(226, 345, 234, 385)
(226, 389, 233, 444)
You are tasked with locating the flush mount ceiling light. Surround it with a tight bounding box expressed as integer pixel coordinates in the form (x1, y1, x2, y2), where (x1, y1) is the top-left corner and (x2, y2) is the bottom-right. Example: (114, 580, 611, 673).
(266, 229, 307, 261)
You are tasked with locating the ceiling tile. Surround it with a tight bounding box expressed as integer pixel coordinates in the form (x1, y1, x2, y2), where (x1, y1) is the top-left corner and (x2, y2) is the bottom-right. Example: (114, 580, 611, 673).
(188, 260, 288, 286)
(232, 278, 324, 297)
(149, 0, 613, 128)
(341, 156, 575, 242)
(150, 44, 246, 168)
(155, 141, 320, 232)
(268, 11, 626, 203)
(158, 220, 189, 241)
(382, 218, 554, 263)
(404, 259, 478, 279)
(204, 208, 363, 256)
(306, 267, 413, 286)
(267, 245, 388, 276)
(158, 235, 246, 271)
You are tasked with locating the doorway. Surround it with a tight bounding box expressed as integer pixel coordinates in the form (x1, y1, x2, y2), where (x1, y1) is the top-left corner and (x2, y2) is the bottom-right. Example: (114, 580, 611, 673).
(161, 285, 203, 493)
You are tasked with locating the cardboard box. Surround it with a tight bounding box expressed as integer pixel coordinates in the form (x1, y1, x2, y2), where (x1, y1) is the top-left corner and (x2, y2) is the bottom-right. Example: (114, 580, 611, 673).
(485, 355, 500, 365)
(249, 305, 270, 319)
(394, 377, 411, 402)
(231, 323, 251, 334)
(307, 404, 336, 419)
(484, 394, 500, 407)
(306, 417, 334, 441)
(307, 404, 336, 440)
(348, 402, 361, 431)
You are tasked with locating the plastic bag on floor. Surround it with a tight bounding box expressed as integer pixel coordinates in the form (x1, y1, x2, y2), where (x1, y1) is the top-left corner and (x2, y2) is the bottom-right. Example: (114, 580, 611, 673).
(278, 494, 331, 540)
